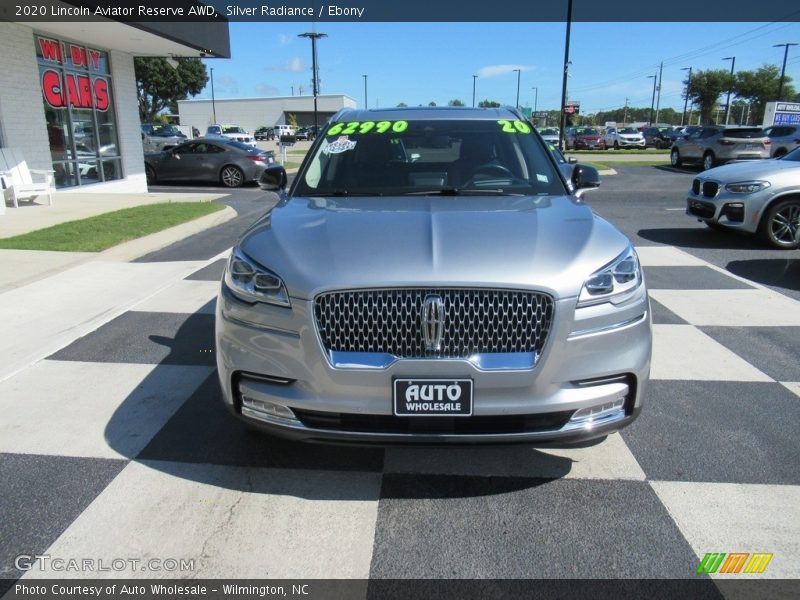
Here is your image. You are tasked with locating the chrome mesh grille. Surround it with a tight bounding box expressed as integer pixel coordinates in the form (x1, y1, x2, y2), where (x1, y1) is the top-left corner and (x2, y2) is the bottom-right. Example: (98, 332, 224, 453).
(314, 288, 554, 359)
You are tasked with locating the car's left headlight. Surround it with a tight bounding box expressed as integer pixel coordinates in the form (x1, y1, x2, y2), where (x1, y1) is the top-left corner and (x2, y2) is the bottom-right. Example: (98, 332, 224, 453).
(224, 247, 290, 307)
(577, 246, 643, 308)
(724, 180, 770, 194)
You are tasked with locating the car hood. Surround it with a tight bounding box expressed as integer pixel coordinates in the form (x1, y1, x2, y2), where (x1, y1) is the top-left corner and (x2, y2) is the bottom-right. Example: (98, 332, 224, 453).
(578, 135, 601, 140)
(239, 195, 630, 300)
(699, 157, 799, 180)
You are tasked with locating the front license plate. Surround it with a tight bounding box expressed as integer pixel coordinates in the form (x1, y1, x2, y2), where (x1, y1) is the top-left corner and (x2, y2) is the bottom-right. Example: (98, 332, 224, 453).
(393, 379, 473, 417)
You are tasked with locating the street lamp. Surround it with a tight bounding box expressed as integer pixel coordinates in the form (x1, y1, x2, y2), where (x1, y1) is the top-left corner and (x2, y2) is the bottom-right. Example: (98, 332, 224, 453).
(298, 31, 328, 131)
(722, 56, 735, 125)
(513, 68, 521, 110)
(647, 74, 657, 126)
(773, 43, 798, 100)
(210, 67, 216, 124)
(558, 0, 573, 151)
(362, 74, 368, 109)
(680, 67, 692, 126)
(532, 86, 538, 119)
(472, 75, 477, 107)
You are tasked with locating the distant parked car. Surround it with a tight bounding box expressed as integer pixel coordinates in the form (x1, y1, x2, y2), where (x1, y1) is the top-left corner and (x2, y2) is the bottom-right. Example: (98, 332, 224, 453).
(686, 146, 800, 249)
(255, 127, 275, 141)
(295, 127, 315, 141)
(141, 124, 186, 152)
(762, 124, 800, 158)
(604, 126, 646, 150)
(566, 127, 605, 150)
(642, 126, 674, 149)
(670, 126, 771, 170)
(144, 138, 275, 187)
(206, 124, 257, 147)
(538, 127, 560, 145)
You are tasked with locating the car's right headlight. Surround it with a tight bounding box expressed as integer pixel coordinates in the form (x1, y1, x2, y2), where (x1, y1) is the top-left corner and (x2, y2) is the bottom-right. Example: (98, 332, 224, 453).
(577, 246, 643, 308)
(224, 247, 290, 307)
(724, 180, 770, 194)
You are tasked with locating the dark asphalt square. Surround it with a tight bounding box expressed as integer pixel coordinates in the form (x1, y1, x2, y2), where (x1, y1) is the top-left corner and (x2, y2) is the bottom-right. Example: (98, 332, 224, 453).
(622, 381, 800, 485)
(650, 298, 688, 325)
(136, 372, 384, 472)
(49, 311, 216, 366)
(699, 326, 800, 382)
(184, 258, 227, 281)
(0, 453, 126, 581)
(369, 475, 701, 578)
(643, 266, 753, 290)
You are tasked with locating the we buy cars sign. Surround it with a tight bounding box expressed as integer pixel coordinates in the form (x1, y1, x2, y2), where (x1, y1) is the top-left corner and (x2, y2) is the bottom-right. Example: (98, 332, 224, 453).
(38, 37, 110, 111)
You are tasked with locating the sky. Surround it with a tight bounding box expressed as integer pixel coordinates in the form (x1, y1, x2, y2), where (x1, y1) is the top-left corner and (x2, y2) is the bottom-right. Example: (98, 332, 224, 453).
(196, 21, 800, 115)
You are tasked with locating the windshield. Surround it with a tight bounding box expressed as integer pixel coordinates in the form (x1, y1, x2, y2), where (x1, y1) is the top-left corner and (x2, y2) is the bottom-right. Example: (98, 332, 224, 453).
(293, 118, 565, 197)
(223, 126, 246, 134)
(539, 128, 559, 136)
(619, 128, 639, 134)
(152, 126, 181, 137)
(578, 128, 599, 135)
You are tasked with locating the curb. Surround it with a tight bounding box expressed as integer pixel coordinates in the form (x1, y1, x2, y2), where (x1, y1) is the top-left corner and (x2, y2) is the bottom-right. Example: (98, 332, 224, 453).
(598, 168, 618, 176)
(96, 204, 238, 262)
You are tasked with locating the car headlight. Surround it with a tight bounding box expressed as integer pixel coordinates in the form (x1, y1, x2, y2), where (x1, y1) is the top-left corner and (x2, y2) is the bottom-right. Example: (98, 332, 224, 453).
(224, 247, 290, 307)
(724, 180, 770, 194)
(577, 246, 643, 308)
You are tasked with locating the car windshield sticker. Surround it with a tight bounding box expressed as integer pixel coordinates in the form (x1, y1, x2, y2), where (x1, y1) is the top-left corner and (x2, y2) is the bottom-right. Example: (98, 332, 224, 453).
(537, 174, 549, 183)
(323, 136, 357, 155)
(326, 120, 409, 136)
(497, 119, 532, 134)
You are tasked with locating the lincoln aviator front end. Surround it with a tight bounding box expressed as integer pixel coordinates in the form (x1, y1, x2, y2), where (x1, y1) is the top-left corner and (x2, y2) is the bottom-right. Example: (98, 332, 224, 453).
(215, 107, 651, 444)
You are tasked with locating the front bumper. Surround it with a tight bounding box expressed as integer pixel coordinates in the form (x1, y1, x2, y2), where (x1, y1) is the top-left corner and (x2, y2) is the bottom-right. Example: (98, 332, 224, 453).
(615, 138, 646, 148)
(686, 187, 770, 234)
(216, 283, 652, 444)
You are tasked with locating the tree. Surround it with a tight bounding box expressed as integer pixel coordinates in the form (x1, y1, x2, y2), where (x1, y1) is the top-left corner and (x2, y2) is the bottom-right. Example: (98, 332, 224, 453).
(478, 99, 501, 108)
(448, 99, 465, 107)
(684, 69, 733, 125)
(734, 65, 796, 126)
(134, 57, 208, 122)
(396, 102, 408, 107)
(428, 101, 437, 107)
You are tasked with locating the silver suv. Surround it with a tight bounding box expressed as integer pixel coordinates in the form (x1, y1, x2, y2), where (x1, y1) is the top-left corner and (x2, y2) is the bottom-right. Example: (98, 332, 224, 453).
(670, 126, 771, 170)
(763, 124, 800, 158)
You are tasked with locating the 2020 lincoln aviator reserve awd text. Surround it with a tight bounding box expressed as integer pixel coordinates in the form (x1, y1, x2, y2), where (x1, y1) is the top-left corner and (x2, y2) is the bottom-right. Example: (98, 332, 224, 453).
(215, 107, 652, 444)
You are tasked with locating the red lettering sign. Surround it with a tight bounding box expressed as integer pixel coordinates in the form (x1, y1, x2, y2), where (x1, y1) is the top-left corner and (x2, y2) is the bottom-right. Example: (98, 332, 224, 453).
(38, 37, 63, 63)
(69, 44, 87, 68)
(88, 49, 101, 71)
(41, 71, 111, 111)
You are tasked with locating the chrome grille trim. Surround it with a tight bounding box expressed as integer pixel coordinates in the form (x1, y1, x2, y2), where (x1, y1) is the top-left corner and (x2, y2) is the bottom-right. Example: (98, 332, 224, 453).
(314, 288, 554, 361)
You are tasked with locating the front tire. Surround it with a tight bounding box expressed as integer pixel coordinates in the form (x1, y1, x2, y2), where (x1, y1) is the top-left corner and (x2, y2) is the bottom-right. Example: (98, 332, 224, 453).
(221, 165, 244, 188)
(702, 152, 715, 171)
(145, 164, 156, 185)
(759, 198, 800, 249)
(670, 148, 682, 167)
(613, 141, 619, 150)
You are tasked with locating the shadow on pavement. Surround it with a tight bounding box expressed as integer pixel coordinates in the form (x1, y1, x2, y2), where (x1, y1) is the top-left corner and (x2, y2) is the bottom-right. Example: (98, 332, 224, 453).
(638, 227, 766, 250)
(726, 258, 800, 292)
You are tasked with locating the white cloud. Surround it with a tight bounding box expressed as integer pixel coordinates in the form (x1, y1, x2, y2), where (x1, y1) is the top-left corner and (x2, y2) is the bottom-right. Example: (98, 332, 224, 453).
(218, 75, 239, 95)
(278, 34, 292, 46)
(266, 57, 305, 73)
(477, 64, 534, 78)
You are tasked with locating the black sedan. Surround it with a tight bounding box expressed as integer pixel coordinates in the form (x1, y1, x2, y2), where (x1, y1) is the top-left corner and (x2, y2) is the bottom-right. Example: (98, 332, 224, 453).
(144, 138, 275, 187)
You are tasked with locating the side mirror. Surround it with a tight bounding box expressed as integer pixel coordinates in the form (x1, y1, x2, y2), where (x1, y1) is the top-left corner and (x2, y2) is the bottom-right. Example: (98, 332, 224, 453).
(260, 164, 287, 191)
(571, 164, 601, 190)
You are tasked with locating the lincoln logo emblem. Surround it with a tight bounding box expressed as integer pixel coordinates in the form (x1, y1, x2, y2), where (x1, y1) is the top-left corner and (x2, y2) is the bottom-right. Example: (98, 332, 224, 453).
(422, 294, 445, 351)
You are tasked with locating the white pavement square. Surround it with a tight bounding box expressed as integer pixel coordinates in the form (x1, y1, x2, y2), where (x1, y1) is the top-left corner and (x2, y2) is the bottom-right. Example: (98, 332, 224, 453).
(634, 246, 708, 267)
(649, 289, 800, 327)
(131, 279, 219, 315)
(651, 325, 772, 381)
(781, 382, 800, 398)
(0, 360, 213, 459)
(651, 481, 800, 578)
(24, 461, 382, 579)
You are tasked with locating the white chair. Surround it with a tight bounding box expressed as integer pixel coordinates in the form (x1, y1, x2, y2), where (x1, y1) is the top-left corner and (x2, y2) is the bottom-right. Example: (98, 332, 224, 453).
(0, 147, 55, 210)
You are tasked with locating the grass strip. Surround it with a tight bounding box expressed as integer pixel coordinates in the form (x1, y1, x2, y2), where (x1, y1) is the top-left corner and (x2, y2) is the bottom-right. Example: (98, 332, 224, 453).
(0, 202, 224, 252)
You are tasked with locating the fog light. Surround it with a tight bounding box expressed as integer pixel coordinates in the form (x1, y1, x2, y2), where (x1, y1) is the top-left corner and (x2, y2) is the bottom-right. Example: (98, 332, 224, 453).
(241, 395, 298, 424)
(568, 397, 625, 428)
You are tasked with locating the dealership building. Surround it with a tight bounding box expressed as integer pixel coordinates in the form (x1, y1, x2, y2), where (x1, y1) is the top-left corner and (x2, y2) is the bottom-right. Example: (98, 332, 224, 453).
(177, 94, 357, 136)
(0, 15, 230, 195)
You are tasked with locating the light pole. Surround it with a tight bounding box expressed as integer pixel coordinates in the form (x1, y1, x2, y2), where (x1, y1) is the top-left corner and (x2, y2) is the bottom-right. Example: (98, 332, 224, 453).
(773, 43, 798, 100)
(513, 68, 521, 110)
(472, 75, 477, 107)
(558, 0, 573, 151)
(531, 86, 538, 121)
(210, 67, 216, 124)
(298, 31, 327, 131)
(290, 85, 294, 96)
(722, 56, 735, 125)
(362, 74, 368, 109)
(647, 74, 657, 126)
(680, 67, 692, 126)
(654, 61, 663, 125)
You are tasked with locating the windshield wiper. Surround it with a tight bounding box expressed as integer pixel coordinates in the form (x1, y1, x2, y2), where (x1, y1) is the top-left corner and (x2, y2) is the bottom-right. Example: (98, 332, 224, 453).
(311, 190, 384, 197)
(405, 188, 524, 196)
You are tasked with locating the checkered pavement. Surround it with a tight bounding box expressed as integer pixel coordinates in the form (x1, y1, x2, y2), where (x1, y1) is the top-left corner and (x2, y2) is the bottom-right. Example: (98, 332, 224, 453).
(1, 244, 798, 586)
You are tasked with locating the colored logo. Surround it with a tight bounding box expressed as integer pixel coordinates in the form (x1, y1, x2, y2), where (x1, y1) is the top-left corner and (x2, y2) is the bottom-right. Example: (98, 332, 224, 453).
(697, 552, 773, 574)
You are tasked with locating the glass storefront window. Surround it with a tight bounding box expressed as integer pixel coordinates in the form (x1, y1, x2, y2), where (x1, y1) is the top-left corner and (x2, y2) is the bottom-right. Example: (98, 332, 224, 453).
(36, 35, 121, 188)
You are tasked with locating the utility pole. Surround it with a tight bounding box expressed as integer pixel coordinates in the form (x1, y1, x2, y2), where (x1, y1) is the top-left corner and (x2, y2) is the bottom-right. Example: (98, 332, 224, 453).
(722, 56, 735, 125)
(290, 85, 294, 96)
(623, 97, 629, 125)
(210, 67, 216, 123)
(654, 61, 663, 125)
(513, 68, 521, 110)
(773, 43, 798, 100)
(648, 73, 657, 126)
(532, 86, 538, 119)
(558, 0, 573, 151)
(298, 31, 327, 132)
(472, 75, 477, 107)
(680, 67, 692, 126)
(362, 74, 368, 109)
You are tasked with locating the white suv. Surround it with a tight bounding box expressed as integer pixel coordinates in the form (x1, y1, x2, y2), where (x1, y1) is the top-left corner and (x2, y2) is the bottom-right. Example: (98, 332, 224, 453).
(206, 124, 256, 147)
(604, 126, 646, 150)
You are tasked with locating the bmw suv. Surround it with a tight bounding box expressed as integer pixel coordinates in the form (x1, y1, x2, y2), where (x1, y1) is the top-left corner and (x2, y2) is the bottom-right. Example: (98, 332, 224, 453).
(216, 107, 652, 444)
